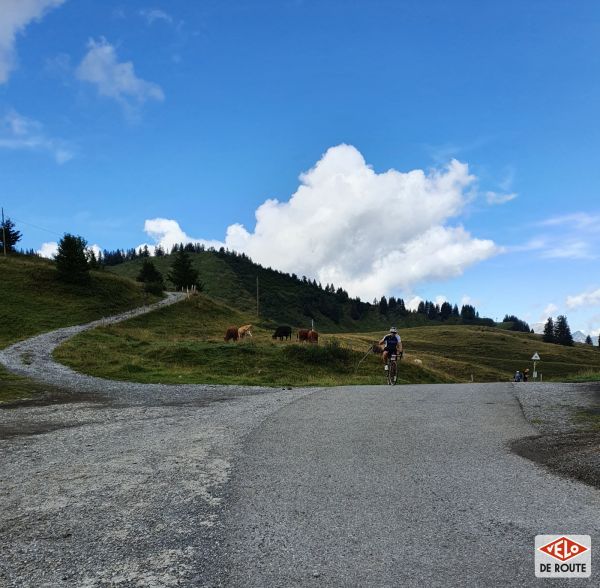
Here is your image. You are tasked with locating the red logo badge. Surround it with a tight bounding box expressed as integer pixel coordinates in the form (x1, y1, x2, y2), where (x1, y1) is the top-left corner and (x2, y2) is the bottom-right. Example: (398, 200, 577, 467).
(539, 536, 588, 562)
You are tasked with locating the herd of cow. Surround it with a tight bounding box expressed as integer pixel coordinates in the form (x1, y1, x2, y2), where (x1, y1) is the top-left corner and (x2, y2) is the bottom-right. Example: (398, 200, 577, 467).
(224, 324, 319, 343)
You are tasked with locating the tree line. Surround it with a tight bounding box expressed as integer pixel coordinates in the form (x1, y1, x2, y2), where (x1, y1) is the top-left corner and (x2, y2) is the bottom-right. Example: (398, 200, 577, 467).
(4, 216, 598, 342)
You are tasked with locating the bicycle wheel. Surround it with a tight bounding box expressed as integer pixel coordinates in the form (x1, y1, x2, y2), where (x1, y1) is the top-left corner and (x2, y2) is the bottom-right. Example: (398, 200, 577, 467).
(389, 360, 397, 385)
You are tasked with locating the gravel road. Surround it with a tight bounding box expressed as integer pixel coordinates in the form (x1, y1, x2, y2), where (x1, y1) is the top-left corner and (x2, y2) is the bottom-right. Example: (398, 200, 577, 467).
(1, 300, 599, 586)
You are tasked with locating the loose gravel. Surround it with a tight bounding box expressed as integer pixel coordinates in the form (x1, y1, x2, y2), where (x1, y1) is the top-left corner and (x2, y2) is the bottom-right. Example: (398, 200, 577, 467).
(0, 292, 316, 586)
(511, 382, 600, 489)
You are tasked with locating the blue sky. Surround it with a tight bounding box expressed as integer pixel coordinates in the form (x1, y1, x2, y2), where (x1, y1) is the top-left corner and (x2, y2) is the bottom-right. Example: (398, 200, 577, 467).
(2, 0, 600, 334)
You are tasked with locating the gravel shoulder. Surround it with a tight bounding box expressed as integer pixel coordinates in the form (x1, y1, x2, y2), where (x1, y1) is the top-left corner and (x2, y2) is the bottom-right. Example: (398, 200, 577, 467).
(0, 292, 317, 586)
(512, 382, 600, 489)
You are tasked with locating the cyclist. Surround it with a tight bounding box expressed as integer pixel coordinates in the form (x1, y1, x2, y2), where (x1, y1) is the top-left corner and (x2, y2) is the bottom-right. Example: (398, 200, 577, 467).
(379, 327, 403, 370)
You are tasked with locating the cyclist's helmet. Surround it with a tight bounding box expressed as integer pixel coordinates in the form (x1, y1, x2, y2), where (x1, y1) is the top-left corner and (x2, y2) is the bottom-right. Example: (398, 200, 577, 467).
(390, 326, 398, 333)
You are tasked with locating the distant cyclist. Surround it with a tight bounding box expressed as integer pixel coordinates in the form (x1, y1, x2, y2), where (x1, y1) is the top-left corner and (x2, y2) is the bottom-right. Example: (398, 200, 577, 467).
(379, 327, 403, 370)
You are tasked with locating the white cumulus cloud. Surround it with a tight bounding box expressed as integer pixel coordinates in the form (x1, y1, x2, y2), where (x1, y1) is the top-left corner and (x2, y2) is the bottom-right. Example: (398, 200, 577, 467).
(566, 288, 600, 309)
(0, 109, 74, 163)
(0, 0, 65, 84)
(143, 145, 501, 300)
(405, 296, 423, 311)
(143, 218, 223, 252)
(37, 241, 58, 258)
(222, 145, 499, 300)
(76, 38, 164, 114)
(37, 241, 102, 260)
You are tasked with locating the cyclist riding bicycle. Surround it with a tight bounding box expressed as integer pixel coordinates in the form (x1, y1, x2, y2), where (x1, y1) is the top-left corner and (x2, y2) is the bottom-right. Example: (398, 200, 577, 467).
(379, 327, 403, 370)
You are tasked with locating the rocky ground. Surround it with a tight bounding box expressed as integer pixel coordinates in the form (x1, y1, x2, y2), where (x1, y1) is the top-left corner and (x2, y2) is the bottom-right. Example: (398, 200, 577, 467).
(512, 382, 600, 489)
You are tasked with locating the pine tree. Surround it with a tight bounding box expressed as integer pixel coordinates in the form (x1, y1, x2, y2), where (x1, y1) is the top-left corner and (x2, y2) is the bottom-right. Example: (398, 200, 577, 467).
(440, 302, 452, 321)
(87, 249, 100, 270)
(554, 315, 574, 346)
(168, 248, 200, 290)
(55, 234, 90, 284)
(460, 304, 476, 321)
(542, 317, 555, 343)
(585, 335, 593, 345)
(379, 296, 388, 315)
(0, 217, 22, 253)
(137, 259, 164, 294)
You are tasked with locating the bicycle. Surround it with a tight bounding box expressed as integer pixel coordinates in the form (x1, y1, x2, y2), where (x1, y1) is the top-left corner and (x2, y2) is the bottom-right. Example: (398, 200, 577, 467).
(385, 352, 400, 385)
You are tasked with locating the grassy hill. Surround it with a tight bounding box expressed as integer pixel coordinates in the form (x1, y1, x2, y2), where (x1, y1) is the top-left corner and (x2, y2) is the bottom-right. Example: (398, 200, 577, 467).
(55, 293, 600, 386)
(0, 255, 159, 402)
(54, 294, 443, 386)
(108, 250, 487, 333)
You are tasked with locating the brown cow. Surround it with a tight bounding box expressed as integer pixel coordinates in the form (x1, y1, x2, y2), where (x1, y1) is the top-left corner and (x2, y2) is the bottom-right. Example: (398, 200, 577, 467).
(224, 326, 239, 342)
(307, 329, 319, 344)
(238, 324, 253, 339)
(297, 329, 310, 342)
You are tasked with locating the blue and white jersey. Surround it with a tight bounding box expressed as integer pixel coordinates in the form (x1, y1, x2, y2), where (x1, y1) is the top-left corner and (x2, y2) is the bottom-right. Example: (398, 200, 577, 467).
(382, 334, 401, 349)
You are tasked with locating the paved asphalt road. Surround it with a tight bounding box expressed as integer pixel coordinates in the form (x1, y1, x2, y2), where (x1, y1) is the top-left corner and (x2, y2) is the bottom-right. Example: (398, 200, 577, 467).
(215, 383, 600, 587)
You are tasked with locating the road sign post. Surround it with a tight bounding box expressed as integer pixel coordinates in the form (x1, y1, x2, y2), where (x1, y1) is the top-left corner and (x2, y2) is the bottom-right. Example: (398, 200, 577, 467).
(531, 352, 540, 381)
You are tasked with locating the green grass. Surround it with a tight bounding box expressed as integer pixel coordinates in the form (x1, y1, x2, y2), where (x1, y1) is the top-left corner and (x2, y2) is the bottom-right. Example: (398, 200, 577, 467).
(54, 294, 600, 386)
(0, 365, 51, 403)
(565, 370, 600, 383)
(54, 295, 446, 386)
(0, 255, 159, 349)
(0, 255, 160, 402)
(109, 251, 456, 333)
(575, 409, 600, 431)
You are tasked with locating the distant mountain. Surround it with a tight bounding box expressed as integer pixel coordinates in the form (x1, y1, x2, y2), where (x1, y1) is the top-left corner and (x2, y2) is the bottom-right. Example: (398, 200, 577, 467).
(532, 323, 588, 343)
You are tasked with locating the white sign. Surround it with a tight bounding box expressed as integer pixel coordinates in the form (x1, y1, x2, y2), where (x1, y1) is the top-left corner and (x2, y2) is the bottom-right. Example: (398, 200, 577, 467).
(531, 352, 540, 361)
(535, 535, 591, 578)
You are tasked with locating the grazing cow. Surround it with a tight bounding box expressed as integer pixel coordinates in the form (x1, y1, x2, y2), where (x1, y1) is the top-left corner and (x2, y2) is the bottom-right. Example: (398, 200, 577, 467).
(238, 324, 253, 339)
(272, 326, 292, 341)
(224, 326, 239, 342)
(307, 330, 319, 344)
(297, 329, 310, 343)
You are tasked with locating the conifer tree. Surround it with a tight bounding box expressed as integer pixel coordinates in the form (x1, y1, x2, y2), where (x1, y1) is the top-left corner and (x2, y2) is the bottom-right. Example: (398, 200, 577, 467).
(542, 317, 555, 343)
(440, 302, 452, 321)
(379, 296, 388, 315)
(0, 217, 22, 253)
(553, 315, 574, 346)
(168, 248, 200, 290)
(55, 234, 90, 284)
(87, 249, 100, 270)
(585, 335, 593, 345)
(137, 259, 165, 294)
